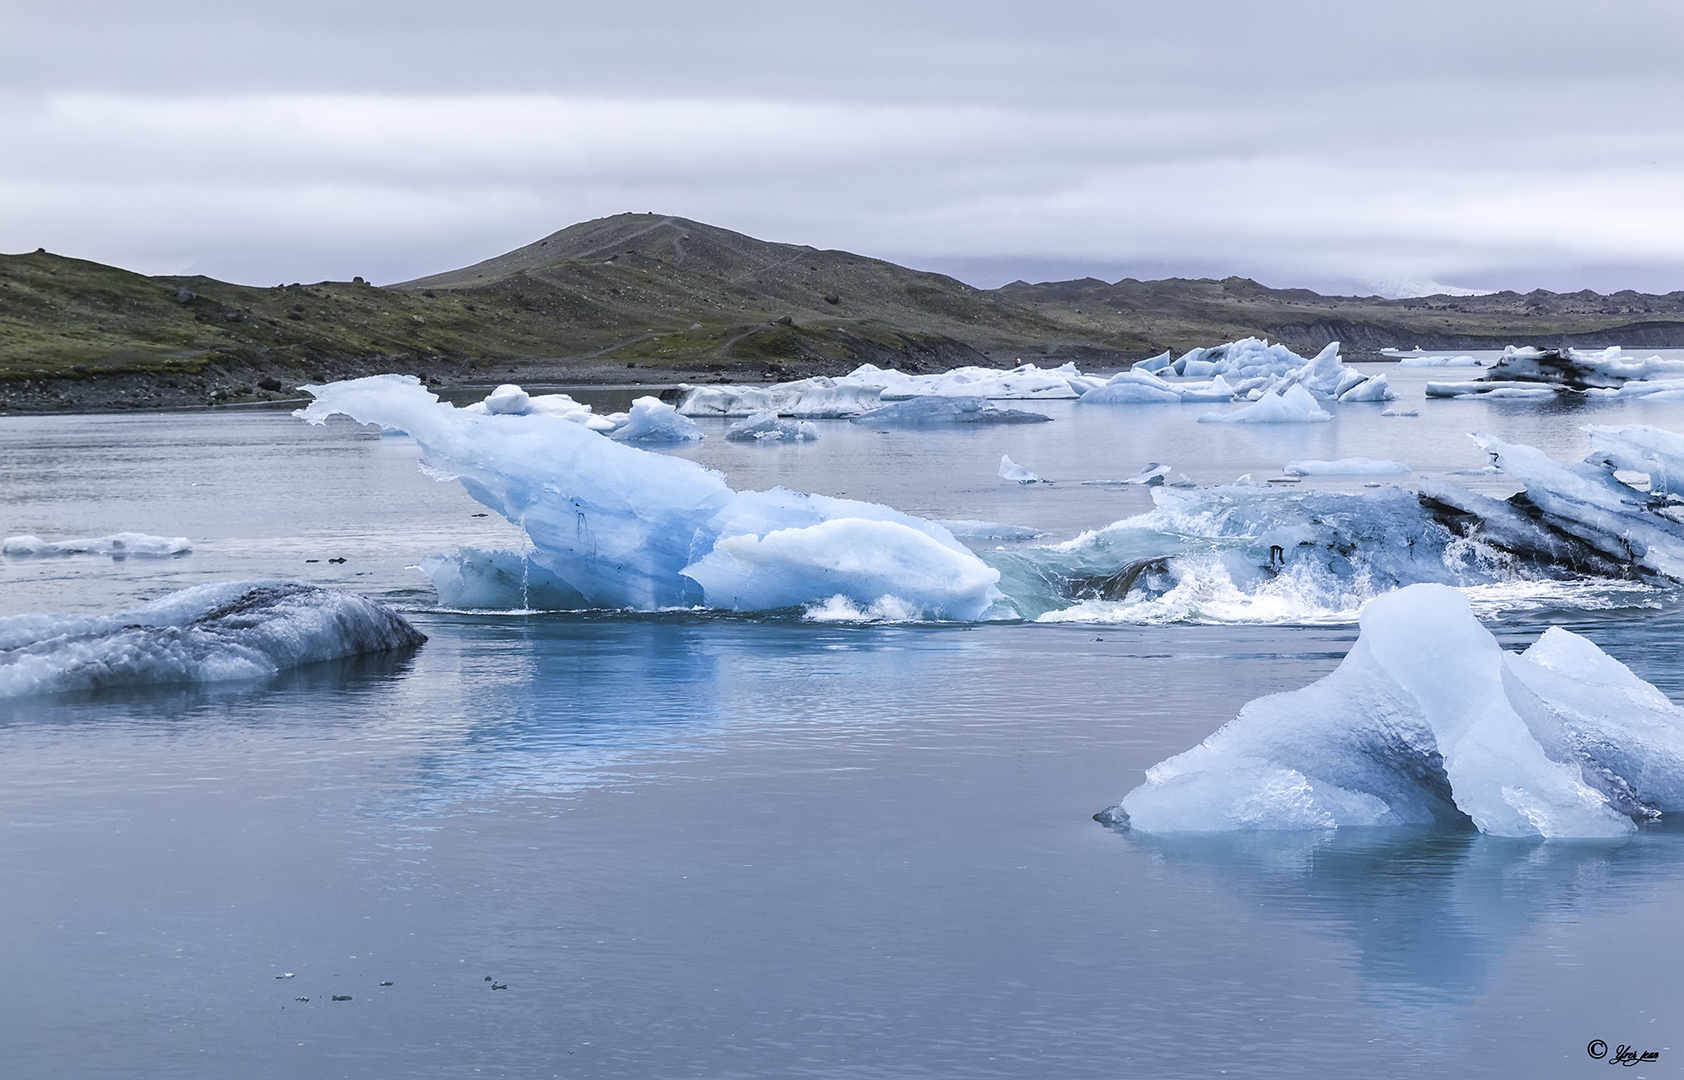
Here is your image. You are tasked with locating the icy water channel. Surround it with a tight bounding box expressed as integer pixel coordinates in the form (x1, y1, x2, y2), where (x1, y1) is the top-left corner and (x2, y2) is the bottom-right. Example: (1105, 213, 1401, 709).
(3, 365, 1684, 1077)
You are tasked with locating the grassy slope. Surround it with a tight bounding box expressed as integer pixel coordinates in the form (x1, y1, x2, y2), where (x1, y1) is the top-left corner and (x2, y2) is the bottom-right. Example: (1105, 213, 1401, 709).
(6, 214, 1684, 391)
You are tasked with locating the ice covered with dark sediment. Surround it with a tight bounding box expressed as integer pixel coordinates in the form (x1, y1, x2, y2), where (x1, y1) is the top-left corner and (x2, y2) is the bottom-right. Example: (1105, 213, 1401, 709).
(0, 582, 425, 698)
(1103, 584, 1684, 838)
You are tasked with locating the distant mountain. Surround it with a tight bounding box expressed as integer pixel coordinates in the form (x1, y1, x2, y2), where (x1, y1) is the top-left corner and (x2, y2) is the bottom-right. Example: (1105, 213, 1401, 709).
(4, 212, 1683, 412)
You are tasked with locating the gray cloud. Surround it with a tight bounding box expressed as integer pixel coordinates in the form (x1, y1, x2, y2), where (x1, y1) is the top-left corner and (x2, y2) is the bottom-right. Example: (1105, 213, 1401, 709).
(3, 1, 1682, 294)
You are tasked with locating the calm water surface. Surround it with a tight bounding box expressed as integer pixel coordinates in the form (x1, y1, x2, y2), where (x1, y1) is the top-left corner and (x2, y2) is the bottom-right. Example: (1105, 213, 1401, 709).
(2, 367, 1682, 1077)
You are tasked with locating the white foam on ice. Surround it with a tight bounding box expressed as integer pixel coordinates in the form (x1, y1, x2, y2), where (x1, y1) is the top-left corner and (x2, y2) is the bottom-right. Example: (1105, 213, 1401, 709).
(2, 533, 192, 557)
(1111, 584, 1684, 837)
(299, 376, 1002, 618)
(0, 581, 425, 698)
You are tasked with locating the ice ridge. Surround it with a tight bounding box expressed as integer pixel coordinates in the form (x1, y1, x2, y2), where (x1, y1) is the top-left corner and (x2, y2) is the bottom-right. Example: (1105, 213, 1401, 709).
(0, 581, 425, 698)
(299, 376, 1002, 619)
(1104, 584, 1684, 838)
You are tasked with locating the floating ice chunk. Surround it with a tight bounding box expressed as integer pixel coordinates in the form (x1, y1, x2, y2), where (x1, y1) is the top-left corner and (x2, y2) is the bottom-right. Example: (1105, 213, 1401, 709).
(848, 363, 1083, 400)
(0, 581, 425, 698)
(1199, 384, 1331, 424)
(2, 532, 191, 557)
(999, 455, 1043, 484)
(1398, 354, 1484, 367)
(935, 519, 1045, 542)
(1109, 584, 1661, 837)
(483, 384, 530, 414)
(1336, 374, 1395, 402)
(1122, 462, 1172, 485)
(299, 376, 1000, 617)
(1078, 371, 1185, 405)
(1282, 458, 1410, 477)
(1425, 380, 1564, 398)
(675, 378, 884, 418)
(1131, 350, 1174, 373)
(609, 396, 703, 442)
(724, 412, 819, 442)
(680, 518, 1001, 620)
(1380, 408, 1420, 417)
(852, 396, 1052, 425)
(465, 384, 615, 429)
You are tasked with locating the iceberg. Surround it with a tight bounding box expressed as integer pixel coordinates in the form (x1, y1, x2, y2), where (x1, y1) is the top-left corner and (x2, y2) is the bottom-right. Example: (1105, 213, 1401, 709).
(675, 377, 884, 418)
(2, 532, 192, 557)
(1077, 371, 1236, 405)
(1105, 584, 1684, 838)
(1199, 384, 1331, 424)
(848, 362, 1091, 400)
(851, 396, 1052, 426)
(1397, 353, 1486, 368)
(609, 396, 703, 443)
(1142, 338, 1328, 380)
(998, 455, 1043, 484)
(723, 412, 819, 442)
(465, 384, 621, 431)
(299, 376, 1002, 618)
(0, 581, 425, 698)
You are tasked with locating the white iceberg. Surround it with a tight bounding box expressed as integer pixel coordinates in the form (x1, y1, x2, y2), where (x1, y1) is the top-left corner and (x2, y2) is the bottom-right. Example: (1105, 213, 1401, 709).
(0, 581, 425, 698)
(1108, 584, 1684, 838)
(724, 411, 819, 443)
(849, 362, 1090, 400)
(465, 384, 620, 431)
(609, 396, 703, 443)
(999, 455, 1043, 484)
(1199, 384, 1331, 424)
(2, 532, 192, 557)
(298, 376, 1002, 619)
(675, 377, 884, 418)
(1397, 354, 1485, 368)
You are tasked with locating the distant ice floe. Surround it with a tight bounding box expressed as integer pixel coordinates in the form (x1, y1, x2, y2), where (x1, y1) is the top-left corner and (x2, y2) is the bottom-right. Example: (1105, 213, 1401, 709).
(1083, 339, 1392, 417)
(851, 397, 1052, 426)
(300, 376, 1004, 619)
(1102, 583, 1684, 838)
(992, 421, 1684, 624)
(2, 533, 191, 558)
(672, 362, 1097, 418)
(0, 581, 425, 698)
(1426, 346, 1684, 398)
(1282, 458, 1410, 477)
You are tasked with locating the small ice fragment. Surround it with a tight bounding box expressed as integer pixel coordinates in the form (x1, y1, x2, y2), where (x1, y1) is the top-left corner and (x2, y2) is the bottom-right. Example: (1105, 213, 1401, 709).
(999, 455, 1042, 484)
(1282, 458, 1410, 477)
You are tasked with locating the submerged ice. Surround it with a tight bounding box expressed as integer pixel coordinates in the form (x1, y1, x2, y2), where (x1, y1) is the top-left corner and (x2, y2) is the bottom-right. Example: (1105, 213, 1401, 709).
(1106, 584, 1684, 838)
(0, 582, 425, 698)
(300, 376, 1002, 619)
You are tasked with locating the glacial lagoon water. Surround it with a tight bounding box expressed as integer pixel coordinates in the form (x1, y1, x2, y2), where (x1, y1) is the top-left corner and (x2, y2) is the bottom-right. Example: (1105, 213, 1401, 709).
(3, 365, 1684, 1077)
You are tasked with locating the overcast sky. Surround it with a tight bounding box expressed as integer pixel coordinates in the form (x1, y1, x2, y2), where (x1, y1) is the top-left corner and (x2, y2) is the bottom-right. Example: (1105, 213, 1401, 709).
(3, 0, 1682, 295)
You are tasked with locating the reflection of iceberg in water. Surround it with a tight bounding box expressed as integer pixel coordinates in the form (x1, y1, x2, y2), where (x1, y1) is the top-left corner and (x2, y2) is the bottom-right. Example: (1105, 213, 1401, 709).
(1126, 826, 1684, 1012)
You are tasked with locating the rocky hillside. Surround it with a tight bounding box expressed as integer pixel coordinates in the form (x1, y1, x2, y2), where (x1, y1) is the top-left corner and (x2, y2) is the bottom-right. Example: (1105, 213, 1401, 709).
(3, 212, 1683, 412)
